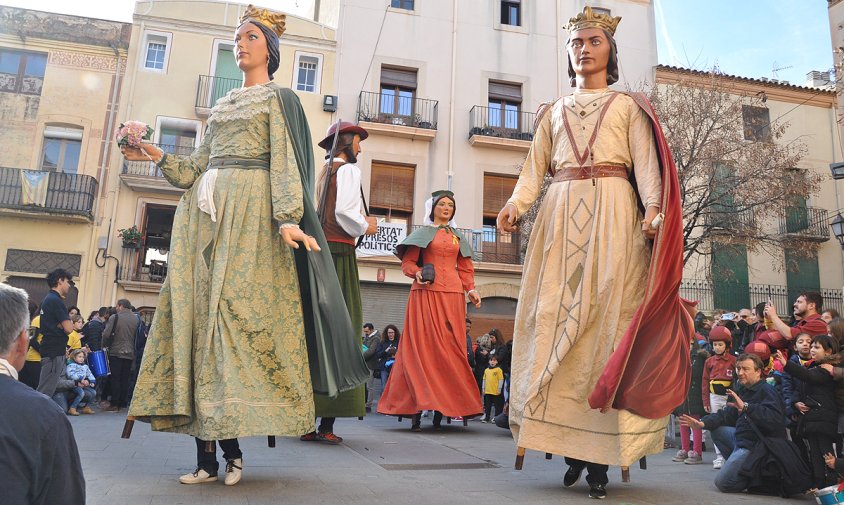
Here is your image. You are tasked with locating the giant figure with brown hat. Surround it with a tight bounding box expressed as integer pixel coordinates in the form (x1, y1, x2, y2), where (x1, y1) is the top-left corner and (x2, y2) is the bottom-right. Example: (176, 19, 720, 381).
(120, 4, 369, 486)
(298, 122, 378, 443)
(497, 6, 694, 499)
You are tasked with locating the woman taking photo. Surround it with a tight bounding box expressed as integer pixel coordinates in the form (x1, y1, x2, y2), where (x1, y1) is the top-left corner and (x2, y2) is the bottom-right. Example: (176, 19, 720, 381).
(378, 190, 483, 431)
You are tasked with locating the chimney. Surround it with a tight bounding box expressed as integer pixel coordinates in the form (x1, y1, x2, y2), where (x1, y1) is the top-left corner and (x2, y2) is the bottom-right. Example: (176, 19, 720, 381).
(805, 70, 832, 88)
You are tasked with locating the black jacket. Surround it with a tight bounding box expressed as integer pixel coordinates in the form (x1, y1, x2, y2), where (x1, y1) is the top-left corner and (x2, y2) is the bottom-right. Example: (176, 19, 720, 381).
(375, 339, 398, 370)
(784, 357, 839, 437)
(676, 347, 710, 416)
(701, 380, 787, 450)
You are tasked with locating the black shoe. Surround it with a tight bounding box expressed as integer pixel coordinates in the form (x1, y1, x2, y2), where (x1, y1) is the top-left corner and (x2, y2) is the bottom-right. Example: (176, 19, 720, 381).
(701, 441, 707, 452)
(588, 483, 607, 499)
(563, 466, 583, 487)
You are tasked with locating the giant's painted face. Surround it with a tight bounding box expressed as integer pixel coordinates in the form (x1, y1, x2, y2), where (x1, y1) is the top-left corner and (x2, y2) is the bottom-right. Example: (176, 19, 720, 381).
(234, 22, 269, 74)
(567, 27, 610, 78)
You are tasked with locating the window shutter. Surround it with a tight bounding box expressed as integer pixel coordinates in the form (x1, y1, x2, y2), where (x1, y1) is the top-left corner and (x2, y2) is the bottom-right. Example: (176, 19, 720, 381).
(483, 174, 518, 217)
(381, 66, 418, 89)
(489, 81, 522, 103)
(370, 162, 415, 212)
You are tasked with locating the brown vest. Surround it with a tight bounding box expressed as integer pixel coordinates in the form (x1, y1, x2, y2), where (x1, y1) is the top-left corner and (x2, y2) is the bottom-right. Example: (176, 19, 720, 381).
(320, 163, 356, 245)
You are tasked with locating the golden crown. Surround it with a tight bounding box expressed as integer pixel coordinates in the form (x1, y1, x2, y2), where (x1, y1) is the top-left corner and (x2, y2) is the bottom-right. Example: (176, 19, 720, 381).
(565, 6, 621, 35)
(239, 4, 286, 37)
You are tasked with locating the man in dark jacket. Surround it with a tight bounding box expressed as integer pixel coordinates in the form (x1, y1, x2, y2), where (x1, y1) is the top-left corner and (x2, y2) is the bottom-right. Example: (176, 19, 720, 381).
(680, 353, 787, 493)
(80, 307, 107, 351)
(0, 283, 85, 505)
(362, 323, 380, 412)
(102, 298, 138, 411)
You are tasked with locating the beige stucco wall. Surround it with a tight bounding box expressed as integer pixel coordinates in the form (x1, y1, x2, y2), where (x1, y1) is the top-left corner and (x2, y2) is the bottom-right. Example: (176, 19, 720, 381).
(93, 0, 339, 307)
(0, 10, 128, 311)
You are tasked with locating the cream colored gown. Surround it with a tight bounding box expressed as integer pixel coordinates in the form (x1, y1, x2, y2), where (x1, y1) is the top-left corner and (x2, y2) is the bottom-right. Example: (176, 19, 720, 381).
(508, 88, 666, 466)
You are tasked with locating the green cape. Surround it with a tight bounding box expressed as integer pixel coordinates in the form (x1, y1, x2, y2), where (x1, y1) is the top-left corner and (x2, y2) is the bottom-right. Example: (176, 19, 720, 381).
(394, 225, 474, 261)
(275, 86, 370, 397)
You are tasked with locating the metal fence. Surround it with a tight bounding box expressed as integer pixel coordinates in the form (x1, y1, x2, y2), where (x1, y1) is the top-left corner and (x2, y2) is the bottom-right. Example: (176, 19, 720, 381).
(195, 74, 242, 109)
(407, 225, 521, 265)
(680, 278, 843, 314)
(122, 143, 193, 177)
(0, 166, 97, 219)
(356, 91, 438, 129)
(468, 105, 536, 141)
(117, 247, 168, 284)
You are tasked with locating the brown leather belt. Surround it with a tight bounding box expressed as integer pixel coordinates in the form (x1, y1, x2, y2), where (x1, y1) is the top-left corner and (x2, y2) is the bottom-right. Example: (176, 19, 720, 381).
(552, 164, 628, 182)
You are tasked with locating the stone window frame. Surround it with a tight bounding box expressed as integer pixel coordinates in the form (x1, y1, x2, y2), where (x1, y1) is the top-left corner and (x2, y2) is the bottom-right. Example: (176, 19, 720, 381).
(140, 30, 173, 74)
(292, 51, 323, 94)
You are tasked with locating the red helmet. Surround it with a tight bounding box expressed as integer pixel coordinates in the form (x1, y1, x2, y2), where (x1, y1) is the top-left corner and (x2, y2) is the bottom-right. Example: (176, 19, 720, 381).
(708, 325, 732, 343)
(744, 341, 771, 363)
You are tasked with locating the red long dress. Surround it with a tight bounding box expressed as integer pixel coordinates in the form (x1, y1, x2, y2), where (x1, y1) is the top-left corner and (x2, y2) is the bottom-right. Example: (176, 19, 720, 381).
(377, 228, 483, 418)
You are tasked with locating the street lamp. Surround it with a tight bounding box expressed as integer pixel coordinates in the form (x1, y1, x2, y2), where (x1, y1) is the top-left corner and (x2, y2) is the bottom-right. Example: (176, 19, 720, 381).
(831, 162, 844, 180)
(832, 212, 844, 249)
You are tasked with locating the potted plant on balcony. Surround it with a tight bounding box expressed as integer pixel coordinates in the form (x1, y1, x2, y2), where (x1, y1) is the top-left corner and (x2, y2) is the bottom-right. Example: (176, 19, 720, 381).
(118, 226, 143, 249)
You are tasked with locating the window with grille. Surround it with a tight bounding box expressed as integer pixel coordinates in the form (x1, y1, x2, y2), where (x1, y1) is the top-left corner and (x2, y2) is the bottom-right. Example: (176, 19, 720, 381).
(142, 32, 171, 72)
(380, 66, 418, 121)
(296, 55, 319, 93)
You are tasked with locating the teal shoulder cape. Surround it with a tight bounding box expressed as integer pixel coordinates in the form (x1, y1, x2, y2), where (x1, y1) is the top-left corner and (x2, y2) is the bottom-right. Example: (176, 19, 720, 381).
(394, 225, 474, 260)
(274, 85, 370, 397)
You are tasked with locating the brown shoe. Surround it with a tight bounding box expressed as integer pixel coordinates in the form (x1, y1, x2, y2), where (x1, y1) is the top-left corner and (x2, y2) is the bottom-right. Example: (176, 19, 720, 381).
(67, 408, 80, 416)
(80, 406, 95, 415)
(104, 406, 120, 413)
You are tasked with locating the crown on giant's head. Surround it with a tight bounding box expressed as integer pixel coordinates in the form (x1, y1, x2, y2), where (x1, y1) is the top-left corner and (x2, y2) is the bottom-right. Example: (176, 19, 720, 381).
(565, 6, 621, 36)
(239, 4, 286, 37)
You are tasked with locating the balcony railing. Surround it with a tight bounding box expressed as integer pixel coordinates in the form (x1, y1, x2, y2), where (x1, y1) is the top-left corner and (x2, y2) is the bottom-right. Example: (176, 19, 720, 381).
(0, 166, 97, 219)
(122, 143, 193, 178)
(356, 91, 438, 129)
(680, 278, 843, 314)
(468, 105, 536, 141)
(195, 74, 242, 110)
(779, 206, 830, 242)
(118, 247, 168, 284)
(407, 225, 522, 265)
(703, 208, 755, 233)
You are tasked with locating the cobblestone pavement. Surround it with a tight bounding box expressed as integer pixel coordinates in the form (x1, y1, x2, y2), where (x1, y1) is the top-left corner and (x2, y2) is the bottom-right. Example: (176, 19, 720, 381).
(73, 410, 811, 505)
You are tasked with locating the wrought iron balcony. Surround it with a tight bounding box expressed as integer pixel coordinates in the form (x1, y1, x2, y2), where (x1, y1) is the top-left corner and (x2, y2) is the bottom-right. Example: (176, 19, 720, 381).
(356, 91, 438, 130)
(703, 209, 755, 234)
(680, 279, 843, 314)
(117, 247, 168, 286)
(407, 225, 522, 265)
(468, 105, 536, 142)
(779, 206, 830, 242)
(0, 166, 97, 220)
(195, 74, 242, 115)
(120, 143, 192, 194)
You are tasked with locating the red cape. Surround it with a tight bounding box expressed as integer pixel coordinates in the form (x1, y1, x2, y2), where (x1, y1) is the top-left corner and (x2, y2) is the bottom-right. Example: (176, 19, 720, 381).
(587, 92, 695, 419)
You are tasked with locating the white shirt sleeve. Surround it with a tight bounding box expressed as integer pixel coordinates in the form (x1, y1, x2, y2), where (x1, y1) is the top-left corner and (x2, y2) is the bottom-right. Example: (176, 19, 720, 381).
(335, 163, 369, 238)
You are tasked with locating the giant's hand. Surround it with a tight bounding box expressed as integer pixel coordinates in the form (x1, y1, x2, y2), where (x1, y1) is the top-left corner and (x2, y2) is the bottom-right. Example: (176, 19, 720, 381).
(120, 142, 163, 163)
(468, 290, 482, 309)
(279, 226, 321, 252)
(497, 203, 518, 233)
(641, 206, 660, 240)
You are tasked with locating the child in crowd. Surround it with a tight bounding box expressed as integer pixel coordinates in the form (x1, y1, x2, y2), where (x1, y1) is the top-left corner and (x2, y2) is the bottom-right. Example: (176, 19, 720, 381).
(481, 355, 504, 423)
(66, 314, 84, 351)
(673, 339, 709, 465)
(776, 335, 840, 489)
(701, 325, 735, 469)
(66, 348, 97, 416)
(782, 332, 813, 462)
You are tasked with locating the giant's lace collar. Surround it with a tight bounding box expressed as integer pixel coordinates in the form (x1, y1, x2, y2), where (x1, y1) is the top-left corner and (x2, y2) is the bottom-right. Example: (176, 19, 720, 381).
(208, 83, 274, 125)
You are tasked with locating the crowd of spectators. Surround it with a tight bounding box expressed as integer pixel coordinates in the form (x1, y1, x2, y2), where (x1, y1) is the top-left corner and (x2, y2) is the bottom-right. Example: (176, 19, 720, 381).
(675, 290, 844, 496)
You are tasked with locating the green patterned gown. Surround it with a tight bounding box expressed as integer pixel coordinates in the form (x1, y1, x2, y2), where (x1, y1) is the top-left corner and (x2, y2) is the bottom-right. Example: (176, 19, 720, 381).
(128, 83, 315, 440)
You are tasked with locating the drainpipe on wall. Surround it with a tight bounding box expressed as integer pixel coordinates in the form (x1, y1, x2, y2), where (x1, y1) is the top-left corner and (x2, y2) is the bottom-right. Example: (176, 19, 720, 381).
(831, 104, 844, 295)
(446, 0, 458, 191)
(86, 41, 123, 308)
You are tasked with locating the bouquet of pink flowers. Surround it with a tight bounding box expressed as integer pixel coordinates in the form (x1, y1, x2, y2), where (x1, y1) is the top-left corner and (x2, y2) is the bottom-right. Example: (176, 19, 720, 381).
(115, 121, 153, 148)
